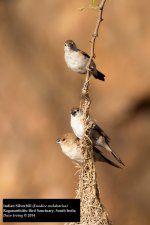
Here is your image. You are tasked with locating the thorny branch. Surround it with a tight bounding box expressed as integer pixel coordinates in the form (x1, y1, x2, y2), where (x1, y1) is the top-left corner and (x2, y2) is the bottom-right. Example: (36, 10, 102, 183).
(66, 1, 110, 224)
(78, 0, 110, 224)
(82, 0, 107, 99)
(81, 0, 107, 137)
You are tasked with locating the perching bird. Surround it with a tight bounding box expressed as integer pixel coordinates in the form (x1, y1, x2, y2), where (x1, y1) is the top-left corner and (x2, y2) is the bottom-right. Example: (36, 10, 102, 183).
(64, 40, 105, 81)
(56, 133, 121, 168)
(70, 108, 125, 166)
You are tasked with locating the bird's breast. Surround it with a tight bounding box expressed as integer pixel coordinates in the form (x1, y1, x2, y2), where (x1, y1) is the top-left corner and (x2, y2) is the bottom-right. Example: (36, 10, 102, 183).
(64, 50, 88, 74)
(71, 117, 84, 139)
(61, 144, 82, 163)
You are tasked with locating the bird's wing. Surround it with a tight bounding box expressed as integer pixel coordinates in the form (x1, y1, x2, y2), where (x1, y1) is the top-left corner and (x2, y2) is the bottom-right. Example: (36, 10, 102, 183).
(78, 50, 98, 73)
(79, 50, 90, 59)
(91, 123, 110, 143)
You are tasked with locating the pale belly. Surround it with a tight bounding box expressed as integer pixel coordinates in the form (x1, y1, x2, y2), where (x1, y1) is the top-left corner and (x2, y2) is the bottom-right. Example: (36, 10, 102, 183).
(65, 51, 88, 74)
(71, 118, 84, 139)
(62, 145, 83, 163)
(74, 125, 84, 139)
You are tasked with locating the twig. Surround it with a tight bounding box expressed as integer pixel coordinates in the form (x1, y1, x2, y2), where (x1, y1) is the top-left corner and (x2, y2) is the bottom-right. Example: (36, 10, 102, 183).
(78, 1, 110, 225)
(82, 0, 107, 97)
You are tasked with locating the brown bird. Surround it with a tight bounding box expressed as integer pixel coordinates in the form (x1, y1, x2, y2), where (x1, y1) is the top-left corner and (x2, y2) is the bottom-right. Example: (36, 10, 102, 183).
(64, 40, 105, 81)
(56, 133, 121, 168)
(70, 108, 125, 166)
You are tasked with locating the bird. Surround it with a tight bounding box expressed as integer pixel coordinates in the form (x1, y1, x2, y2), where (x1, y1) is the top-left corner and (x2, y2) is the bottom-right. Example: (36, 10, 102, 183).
(70, 108, 125, 166)
(64, 40, 105, 81)
(56, 133, 121, 168)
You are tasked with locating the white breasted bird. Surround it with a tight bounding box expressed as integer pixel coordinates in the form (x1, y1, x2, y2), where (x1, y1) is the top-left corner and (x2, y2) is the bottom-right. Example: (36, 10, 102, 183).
(56, 133, 121, 168)
(64, 40, 105, 81)
(70, 108, 125, 166)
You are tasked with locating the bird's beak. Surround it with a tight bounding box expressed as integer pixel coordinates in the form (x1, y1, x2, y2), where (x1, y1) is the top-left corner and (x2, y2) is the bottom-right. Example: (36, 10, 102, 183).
(71, 109, 76, 116)
(56, 138, 61, 144)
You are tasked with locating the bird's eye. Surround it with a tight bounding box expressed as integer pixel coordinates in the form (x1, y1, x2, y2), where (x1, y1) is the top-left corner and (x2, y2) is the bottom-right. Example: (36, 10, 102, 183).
(62, 138, 66, 141)
(69, 41, 74, 46)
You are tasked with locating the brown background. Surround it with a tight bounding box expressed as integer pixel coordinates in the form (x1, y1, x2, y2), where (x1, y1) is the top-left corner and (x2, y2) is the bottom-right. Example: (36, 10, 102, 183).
(0, 0, 150, 225)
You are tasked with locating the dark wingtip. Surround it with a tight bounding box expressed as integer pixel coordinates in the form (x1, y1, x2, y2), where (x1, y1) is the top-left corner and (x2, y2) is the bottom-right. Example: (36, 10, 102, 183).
(116, 156, 125, 166)
(112, 163, 122, 169)
(94, 147, 123, 169)
(103, 157, 123, 169)
(112, 151, 125, 166)
(93, 70, 105, 81)
(119, 159, 125, 166)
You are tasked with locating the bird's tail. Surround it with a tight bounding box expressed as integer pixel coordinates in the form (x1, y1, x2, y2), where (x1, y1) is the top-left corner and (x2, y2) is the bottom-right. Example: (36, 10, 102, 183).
(111, 151, 125, 166)
(92, 70, 105, 81)
(94, 148, 122, 169)
(104, 144, 125, 166)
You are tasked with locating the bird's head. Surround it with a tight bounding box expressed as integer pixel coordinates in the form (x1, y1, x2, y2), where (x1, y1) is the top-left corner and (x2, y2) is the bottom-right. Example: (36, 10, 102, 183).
(64, 40, 77, 51)
(56, 133, 76, 146)
(71, 108, 83, 118)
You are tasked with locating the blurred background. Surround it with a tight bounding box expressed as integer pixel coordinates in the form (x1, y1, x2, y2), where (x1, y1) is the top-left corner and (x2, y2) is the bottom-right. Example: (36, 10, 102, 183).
(0, 0, 150, 225)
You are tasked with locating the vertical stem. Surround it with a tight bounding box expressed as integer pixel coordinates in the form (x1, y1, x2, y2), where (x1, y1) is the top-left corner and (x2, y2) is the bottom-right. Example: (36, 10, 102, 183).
(65, 1, 109, 224)
(81, 0, 107, 101)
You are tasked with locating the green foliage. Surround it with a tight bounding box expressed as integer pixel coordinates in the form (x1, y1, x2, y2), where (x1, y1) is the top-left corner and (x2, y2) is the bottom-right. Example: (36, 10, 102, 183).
(90, 0, 96, 7)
